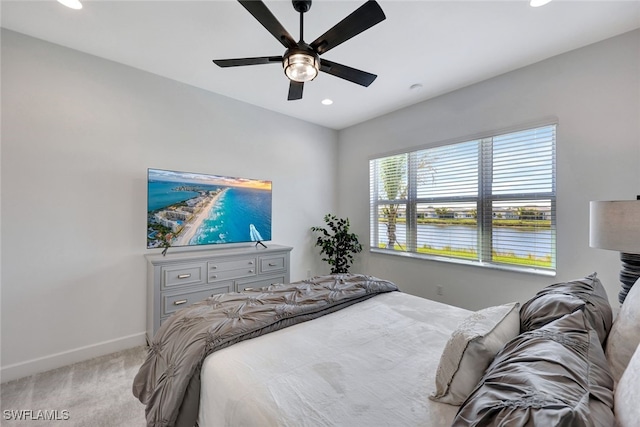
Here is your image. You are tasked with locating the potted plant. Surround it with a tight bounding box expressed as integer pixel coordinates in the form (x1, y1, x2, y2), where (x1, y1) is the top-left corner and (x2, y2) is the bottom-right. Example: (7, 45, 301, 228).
(311, 214, 363, 274)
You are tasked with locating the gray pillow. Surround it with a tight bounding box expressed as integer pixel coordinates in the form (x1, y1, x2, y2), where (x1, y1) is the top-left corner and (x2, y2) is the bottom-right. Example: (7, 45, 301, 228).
(519, 273, 612, 345)
(453, 310, 614, 427)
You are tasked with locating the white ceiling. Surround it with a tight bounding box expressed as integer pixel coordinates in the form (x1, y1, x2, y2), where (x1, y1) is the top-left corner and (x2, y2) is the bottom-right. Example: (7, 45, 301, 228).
(2, 0, 639, 129)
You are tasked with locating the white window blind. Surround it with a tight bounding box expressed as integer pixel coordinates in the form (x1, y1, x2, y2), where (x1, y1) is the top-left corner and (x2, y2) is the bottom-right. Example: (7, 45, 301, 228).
(369, 124, 556, 273)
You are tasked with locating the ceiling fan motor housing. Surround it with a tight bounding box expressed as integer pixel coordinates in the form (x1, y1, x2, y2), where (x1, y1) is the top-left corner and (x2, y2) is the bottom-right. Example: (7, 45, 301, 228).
(292, 0, 312, 13)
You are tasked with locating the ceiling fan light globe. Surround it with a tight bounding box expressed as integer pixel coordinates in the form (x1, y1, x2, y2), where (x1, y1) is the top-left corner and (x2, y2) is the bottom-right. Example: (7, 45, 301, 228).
(283, 53, 319, 82)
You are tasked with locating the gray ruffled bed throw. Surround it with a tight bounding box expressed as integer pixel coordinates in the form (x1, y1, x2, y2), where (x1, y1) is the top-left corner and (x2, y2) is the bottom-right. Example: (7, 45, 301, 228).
(132, 274, 399, 427)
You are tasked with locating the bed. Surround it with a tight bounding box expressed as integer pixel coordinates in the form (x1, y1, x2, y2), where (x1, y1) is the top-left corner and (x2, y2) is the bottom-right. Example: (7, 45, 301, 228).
(133, 273, 640, 427)
(197, 290, 470, 427)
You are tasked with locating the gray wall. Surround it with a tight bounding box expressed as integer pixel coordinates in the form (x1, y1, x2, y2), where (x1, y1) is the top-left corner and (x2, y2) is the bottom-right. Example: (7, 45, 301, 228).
(1, 29, 337, 381)
(2, 27, 639, 382)
(337, 29, 640, 311)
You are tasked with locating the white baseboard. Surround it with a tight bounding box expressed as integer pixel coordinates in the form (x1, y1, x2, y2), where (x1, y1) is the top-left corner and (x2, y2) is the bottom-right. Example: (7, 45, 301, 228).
(0, 332, 146, 383)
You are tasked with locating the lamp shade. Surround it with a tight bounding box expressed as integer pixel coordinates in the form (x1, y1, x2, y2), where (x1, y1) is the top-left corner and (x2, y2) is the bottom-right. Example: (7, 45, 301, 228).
(590, 200, 640, 253)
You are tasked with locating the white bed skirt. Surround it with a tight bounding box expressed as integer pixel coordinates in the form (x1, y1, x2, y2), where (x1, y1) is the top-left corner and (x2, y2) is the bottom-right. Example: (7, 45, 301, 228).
(198, 291, 471, 427)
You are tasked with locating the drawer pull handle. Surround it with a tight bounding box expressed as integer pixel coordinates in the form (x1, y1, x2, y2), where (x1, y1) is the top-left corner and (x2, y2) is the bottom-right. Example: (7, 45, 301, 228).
(268, 263, 277, 267)
(177, 274, 191, 279)
(211, 274, 218, 279)
(211, 266, 217, 270)
(248, 269, 254, 273)
(174, 299, 188, 306)
(248, 261, 254, 265)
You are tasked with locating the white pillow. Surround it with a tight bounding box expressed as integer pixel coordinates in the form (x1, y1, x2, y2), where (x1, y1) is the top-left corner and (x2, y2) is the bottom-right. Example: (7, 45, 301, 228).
(430, 302, 520, 405)
(614, 342, 640, 427)
(606, 277, 640, 383)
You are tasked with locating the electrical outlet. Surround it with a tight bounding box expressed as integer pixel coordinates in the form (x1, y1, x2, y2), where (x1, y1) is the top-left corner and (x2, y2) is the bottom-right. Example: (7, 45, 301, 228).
(436, 285, 443, 296)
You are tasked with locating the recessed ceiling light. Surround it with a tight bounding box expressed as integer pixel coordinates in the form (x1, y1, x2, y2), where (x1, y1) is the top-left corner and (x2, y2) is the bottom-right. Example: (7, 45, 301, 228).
(530, 0, 552, 7)
(57, 0, 82, 9)
(321, 99, 333, 106)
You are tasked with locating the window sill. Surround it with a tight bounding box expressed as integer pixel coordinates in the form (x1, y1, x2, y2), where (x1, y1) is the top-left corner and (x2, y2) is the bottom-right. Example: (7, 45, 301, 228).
(369, 248, 556, 277)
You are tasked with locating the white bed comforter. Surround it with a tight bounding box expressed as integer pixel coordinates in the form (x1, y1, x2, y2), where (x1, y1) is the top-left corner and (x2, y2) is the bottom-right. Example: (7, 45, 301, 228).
(198, 291, 471, 427)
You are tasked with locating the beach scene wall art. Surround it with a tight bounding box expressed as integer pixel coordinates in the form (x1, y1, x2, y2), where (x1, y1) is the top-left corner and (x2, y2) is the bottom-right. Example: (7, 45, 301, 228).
(147, 168, 272, 249)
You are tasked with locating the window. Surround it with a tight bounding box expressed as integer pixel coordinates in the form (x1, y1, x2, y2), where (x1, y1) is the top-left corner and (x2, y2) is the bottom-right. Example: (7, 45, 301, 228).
(369, 124, 556, 273)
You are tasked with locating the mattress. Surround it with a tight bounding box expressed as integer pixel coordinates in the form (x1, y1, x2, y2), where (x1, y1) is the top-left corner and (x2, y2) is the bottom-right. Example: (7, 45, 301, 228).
(198, 291, 472, 426)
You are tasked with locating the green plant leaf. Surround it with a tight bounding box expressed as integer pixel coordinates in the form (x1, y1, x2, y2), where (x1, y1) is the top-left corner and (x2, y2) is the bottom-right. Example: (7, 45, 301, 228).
(311, 214, 362, 274)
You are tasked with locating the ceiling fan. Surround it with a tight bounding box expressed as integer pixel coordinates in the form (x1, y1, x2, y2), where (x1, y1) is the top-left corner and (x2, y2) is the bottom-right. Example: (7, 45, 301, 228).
(213, 0, 386, 101)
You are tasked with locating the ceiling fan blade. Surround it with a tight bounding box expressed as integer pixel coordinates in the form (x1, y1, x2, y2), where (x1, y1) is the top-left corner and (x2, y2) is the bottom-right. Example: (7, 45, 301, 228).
(213, 56, 283, 67)
(310, 0, 386, 56)
(288, 81, 304, 101)
(238, 0, 297, 49)
(320, 59, 377, 87)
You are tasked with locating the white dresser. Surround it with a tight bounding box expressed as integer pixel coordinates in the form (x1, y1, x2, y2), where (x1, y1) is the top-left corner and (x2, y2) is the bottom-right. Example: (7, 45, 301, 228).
(145, 244, 292, 340)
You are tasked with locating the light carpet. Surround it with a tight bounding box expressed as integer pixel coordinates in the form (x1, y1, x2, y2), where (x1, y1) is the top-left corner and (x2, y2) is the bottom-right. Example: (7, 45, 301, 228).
(1, 346, 148, 426)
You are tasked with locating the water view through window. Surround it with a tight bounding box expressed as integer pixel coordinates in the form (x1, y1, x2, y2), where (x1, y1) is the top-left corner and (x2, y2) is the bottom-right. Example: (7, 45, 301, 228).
(370, 124, 556, 272)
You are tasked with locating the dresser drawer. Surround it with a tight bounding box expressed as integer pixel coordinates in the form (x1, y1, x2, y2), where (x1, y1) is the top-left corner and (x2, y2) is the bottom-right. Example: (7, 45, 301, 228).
(208, 258, 257, 272)
(162, 283, 232, 316)
(209, 267, 257, 282)
(237, 275, 285, 292)
(260, 255, 286, 274)
(162, 263, 206, 289)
